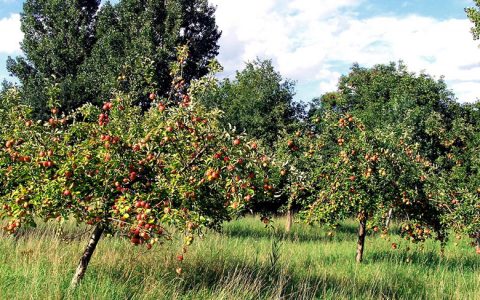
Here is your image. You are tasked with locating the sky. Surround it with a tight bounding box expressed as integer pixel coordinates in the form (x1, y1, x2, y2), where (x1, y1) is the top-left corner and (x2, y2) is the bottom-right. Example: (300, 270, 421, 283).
(0, 0, 478, 103)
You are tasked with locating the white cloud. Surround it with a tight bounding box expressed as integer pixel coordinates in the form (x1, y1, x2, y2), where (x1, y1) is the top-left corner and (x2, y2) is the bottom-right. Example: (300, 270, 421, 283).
(0, 13, 22, 54)
(211, 0, 480, 103)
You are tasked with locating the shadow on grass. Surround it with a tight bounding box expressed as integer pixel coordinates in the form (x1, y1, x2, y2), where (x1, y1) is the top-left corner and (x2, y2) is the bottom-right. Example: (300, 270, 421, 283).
(80, 252, 427, 300)
(369, 249, 480, 272)
(222, 223, 360, 243)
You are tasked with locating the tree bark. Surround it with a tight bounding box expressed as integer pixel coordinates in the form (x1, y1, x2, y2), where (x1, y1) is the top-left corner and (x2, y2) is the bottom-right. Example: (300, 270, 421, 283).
(70, 224, 104, 288)
(285, 207, 293, 233)
(476, 234, 480, 254)
(356, 212, 368, 263)
(385, 208, 393, 228)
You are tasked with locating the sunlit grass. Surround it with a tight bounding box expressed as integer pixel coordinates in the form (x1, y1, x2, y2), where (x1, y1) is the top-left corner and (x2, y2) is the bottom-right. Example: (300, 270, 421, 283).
(0, 216, 478, 299)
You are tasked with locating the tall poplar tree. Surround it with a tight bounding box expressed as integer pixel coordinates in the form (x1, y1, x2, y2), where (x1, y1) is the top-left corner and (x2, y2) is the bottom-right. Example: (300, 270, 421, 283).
(7, 0, 101, 117)
(7, 0, 221, 117)
(81, 0, 221, 106)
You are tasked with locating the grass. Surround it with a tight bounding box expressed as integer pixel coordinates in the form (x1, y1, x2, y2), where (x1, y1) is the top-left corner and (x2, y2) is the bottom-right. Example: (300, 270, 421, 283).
(0, 216, 479, 299)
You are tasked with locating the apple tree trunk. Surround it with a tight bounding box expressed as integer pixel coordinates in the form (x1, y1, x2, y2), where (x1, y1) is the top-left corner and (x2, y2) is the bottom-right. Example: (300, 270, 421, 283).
(476, 234, 480, 254)
(385, 208, 393, 228)
(285, 207, 293, 233)
(356, 212, 368, 263)
(70, 224, 104, 288)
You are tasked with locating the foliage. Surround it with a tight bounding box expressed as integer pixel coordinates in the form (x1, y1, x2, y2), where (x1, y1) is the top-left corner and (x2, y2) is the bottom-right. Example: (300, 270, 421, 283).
(307, 62, 480, 251)
(200, 59, 304, 146)
(313, 62, 461, 163)
(81, 0, 221, 111)
(433, 102, 480, 244)
(307, 113, 444, 235)
(466, 0, 480, 41)
(0, 48, 274, 284)
(6, 0, 101, 117)
(269, 107, 467, 262)
(271, 127, 319, 216)
(7, 0, 221, 118)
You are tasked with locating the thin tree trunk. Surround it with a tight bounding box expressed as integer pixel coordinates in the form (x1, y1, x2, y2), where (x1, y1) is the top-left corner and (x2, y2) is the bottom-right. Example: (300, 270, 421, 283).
(476, 234, 480, 254)
(285, 207, 293, 233)
(440, 245, 445, 258)
(70, 224, 104, 288)
(385, 208, 393, 228)
(356, 212, 368, 263)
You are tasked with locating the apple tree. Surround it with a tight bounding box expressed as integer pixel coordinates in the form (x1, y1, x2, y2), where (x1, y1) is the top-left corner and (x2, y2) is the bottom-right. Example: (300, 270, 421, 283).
(0, 50, 273, 287)
(431, 105, 480, 254)
(285, 112, 446, 262)
(271, 126, 322, 232)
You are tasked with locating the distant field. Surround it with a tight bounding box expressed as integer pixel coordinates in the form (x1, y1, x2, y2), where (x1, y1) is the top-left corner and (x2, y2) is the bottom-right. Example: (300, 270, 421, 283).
(0, 216, 478, 300)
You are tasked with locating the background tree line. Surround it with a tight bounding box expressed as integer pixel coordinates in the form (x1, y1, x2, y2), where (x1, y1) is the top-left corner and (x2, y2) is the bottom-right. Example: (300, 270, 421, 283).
(6, 0, 220, 118)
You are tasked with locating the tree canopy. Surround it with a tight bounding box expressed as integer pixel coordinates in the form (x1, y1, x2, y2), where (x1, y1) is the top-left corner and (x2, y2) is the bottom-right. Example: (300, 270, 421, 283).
(7, 0, 221, 118)
(200, 59, 303, 146)
(312, 62, 461, 164)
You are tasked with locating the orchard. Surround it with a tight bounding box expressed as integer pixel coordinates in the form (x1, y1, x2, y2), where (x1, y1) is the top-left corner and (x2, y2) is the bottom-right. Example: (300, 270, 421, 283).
(0, 48, 478, 296)
(0, 0, 479, 297)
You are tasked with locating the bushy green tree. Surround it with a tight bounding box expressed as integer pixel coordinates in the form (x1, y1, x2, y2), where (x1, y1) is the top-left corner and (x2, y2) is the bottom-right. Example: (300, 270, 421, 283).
(310, 62, 480, 254)
(434, 102, 480, 253)
(315, 62, 460, 162)
(81, 0, 221, 109)
(6, 0, 101, 117)
(200, 59, 303, 146)
(7, 0, 221, 118)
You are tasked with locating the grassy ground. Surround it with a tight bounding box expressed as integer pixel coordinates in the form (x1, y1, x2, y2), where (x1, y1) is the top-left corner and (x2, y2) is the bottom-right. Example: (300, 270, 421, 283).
(0, 216, 478, 300)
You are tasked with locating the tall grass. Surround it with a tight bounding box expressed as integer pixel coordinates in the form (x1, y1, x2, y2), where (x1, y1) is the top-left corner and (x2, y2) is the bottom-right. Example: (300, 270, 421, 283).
(0, 216, 478, 299)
